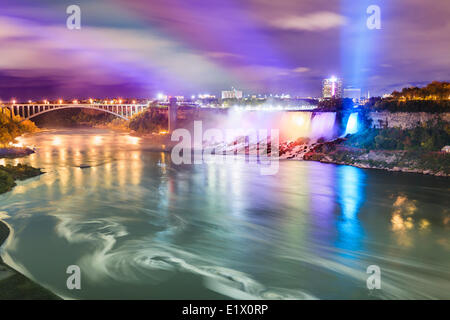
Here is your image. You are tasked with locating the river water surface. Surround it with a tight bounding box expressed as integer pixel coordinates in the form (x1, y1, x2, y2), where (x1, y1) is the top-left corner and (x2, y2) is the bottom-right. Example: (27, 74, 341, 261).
(0, 128, 449, 299)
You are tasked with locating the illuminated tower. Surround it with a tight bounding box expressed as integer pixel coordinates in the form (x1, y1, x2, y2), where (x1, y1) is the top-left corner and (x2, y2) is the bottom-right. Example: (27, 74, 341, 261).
(322, 77, 343, 98)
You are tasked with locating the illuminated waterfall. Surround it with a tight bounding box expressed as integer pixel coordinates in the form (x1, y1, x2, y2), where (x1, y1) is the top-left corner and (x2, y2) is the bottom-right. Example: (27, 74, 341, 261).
(220, 110, 342, 142)
(344, 113, 359, 135)
(310, 113, 337, 140)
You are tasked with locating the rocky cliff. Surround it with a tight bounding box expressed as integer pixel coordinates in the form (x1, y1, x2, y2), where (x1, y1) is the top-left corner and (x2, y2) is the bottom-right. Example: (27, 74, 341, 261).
(368, 112, 450, 129)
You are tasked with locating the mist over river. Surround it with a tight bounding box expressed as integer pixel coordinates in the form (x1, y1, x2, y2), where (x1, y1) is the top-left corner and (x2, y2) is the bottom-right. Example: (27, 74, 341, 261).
(0, 128, 449, 299)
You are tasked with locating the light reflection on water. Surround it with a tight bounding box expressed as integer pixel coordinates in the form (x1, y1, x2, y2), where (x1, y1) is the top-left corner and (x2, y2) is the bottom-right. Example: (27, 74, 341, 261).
(336, 166, 365, 252)
(0, 128, 449, 300)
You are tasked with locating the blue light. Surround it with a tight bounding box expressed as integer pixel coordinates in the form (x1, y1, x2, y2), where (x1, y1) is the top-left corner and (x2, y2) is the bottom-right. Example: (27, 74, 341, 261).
(336, 165, 366, 252)
(345, 112, 359, 135)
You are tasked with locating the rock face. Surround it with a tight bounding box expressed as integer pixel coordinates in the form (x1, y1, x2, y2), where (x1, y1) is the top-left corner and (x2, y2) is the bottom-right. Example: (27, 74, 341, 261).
(368, 112, 450, 129)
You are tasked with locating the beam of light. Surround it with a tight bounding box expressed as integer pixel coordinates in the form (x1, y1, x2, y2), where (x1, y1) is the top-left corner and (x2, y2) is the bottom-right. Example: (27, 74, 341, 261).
(340, 0, 384, 97)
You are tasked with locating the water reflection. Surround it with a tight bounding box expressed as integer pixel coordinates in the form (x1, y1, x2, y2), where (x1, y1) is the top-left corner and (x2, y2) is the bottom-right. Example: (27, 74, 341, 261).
(390, 195, 432, 247)
(336, 165, 365, 251)
(308, 163, 335, 243)
(1, 128, 449, 300)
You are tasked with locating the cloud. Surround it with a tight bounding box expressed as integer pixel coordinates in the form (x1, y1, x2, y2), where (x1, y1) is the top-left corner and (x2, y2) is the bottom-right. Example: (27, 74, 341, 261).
(0, 16, 236, 94)
(270, 11, 347, 31)
(205, 52, 243, 60)
(293, 67, 310, 73)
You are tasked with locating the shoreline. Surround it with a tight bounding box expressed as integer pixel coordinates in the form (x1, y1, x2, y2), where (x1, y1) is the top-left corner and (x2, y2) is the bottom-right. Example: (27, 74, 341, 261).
(306, 157, 449, 177)
(0, 220, 60, 299)
(0, 144, 60, 299)
(280, 139, 449, 177)
(0, 147, 35, 159)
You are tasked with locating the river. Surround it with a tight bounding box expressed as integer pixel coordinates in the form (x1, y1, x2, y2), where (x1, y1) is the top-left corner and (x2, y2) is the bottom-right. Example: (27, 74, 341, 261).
(0, 128, 449, 299)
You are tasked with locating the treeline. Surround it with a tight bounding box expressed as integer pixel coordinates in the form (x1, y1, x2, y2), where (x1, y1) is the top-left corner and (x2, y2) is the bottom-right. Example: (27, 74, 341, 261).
(71, 109, 116, 124)
(317, 98, 355, 111)
(128, 108, 168, 133)
(365, 81, 450, 112)
(0, 111, 38, 147)
(30, 108, 115, 127)
(391, 81, 450, 100)
(344, 120, 450, 151)
(365, 99, 450, 113)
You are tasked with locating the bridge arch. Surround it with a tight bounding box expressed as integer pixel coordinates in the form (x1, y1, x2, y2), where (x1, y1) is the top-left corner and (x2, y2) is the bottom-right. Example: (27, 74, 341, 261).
(25, 105, 129, 121)
(2, 104, 149, 122)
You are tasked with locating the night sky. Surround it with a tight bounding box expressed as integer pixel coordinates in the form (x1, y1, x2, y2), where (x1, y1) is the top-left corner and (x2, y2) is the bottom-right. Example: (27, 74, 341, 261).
(1, 0, 449, 100)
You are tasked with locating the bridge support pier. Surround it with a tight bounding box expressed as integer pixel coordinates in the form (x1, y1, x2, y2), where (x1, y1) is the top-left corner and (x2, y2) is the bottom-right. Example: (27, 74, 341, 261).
(168, 97, 178, 133)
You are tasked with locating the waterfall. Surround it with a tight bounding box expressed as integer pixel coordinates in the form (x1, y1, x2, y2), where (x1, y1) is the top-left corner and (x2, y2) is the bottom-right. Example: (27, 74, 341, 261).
(215, 109, 342, 143)
(344, 113, 359, 135)
(310, 112, 337, 140)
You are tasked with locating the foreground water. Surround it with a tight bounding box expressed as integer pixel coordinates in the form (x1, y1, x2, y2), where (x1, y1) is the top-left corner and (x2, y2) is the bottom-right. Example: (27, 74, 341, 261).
(0, 128, 449, 299)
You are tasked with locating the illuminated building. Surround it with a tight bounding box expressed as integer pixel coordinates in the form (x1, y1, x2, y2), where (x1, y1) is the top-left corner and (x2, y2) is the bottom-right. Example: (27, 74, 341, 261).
(221, 88, 243, 100)
(322, 77, 343, 98)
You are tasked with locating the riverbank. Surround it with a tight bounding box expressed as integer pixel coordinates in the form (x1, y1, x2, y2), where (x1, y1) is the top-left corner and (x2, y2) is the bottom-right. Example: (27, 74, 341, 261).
(0, 157, 60, 299)
(0, 221, 60, 299)
(279, 138, 450, 177)
(0, 147, 35, 159)
(0, 164, 43, 194)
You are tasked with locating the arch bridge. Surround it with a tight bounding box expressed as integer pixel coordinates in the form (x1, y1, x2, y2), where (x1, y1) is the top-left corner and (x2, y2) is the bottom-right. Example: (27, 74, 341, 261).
(1, 103, 150, 121)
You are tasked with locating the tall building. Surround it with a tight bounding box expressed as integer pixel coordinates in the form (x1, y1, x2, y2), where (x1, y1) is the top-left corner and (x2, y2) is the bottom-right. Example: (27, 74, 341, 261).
(322, 77, 343, 98)
(221, 88, 243, 99)
(344, 88, 361, 101)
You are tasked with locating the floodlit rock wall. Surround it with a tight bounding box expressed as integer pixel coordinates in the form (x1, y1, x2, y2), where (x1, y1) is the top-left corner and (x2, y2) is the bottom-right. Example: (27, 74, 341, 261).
(368, 112, 450, 129)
